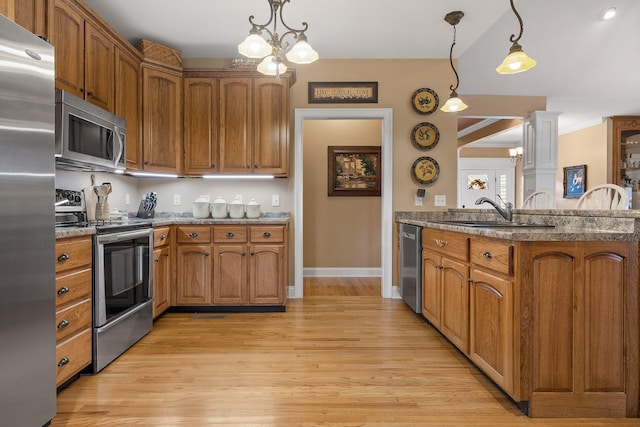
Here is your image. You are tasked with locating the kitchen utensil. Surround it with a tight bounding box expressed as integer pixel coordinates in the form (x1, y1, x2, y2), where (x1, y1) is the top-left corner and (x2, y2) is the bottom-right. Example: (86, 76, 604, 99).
(211, 196, 228, 219)
(246, 198, 261, 219)
(83, 174, 98, 221)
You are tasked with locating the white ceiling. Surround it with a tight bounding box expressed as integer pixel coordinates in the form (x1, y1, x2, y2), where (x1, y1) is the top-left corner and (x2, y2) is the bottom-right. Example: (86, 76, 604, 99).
(85, 0, 640, 147)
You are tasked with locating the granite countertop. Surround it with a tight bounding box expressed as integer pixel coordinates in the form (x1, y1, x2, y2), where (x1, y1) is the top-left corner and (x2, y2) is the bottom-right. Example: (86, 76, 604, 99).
(395, 209, 640, 242)
(55, 212, 290, 239)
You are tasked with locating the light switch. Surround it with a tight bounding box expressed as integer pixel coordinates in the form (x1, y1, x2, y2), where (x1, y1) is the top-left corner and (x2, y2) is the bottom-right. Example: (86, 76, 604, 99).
(173, 194, 181, 206)
(272, 194, 280, 207)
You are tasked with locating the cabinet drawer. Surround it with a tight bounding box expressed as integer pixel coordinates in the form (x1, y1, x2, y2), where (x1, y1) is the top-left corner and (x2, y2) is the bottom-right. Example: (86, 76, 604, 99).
(55, 237, 92, 273)
(422, 228, 469, 261)
(177, 226, 211, 243)
(213, 226, 248, 243)
(470, 238, 513, 276)
(153, 226, 171, 247)
(56, 268, 92, 309)
(55, 299, 92, 344)
(56, 328, 92, 386)
(250, 226, 284, 243)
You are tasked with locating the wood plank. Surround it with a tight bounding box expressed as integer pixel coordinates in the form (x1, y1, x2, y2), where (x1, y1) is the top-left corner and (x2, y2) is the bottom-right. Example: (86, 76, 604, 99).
(53, 278, 640, 426)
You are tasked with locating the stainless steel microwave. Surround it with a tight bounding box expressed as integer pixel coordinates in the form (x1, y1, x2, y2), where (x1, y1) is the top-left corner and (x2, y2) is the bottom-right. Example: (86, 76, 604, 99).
(55, 89, 126, 172)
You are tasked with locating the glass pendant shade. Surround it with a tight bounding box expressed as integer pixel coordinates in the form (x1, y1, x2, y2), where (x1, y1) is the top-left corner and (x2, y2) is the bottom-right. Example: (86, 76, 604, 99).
(238, 33, 272, 59)
(257, 56, 287, 76)
(285, 40, 319, 64)
(496, 47, 537, 74)
(440, 93, 468, 112)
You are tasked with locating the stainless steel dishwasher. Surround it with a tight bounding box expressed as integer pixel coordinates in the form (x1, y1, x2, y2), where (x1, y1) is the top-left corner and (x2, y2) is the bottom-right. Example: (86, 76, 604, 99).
(400, 223, 422, 313)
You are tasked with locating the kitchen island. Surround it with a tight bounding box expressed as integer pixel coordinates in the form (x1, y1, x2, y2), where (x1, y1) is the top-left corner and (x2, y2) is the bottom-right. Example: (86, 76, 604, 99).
(396, 209, 639, 418)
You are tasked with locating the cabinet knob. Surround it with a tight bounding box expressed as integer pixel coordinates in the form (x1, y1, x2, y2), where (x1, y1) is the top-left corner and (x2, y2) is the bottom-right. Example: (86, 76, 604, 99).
(57, 319, 70, 329)
(154, 258, 159, 263)
(226, 232, 235, 238)
(57, 286, 70, 295)
(483, 252, 493, 259)
(79, 88, 84, 93)
(205, 252, 210, 257)
(144, 161, 149, 165)
(57, 253, 70, 262)
(87, 91, 94, 97)
(160, 234, 167, 240)
(189, 232, 199, 238)
(263, 232, 271, 238)
(242, 252, 246, 257)
(246, 164, 250, 169)
(255, 164, 259, 169)
(467, 278, 473, 283)
(250, 252, 255, 256)
(57, 357, 70, 367)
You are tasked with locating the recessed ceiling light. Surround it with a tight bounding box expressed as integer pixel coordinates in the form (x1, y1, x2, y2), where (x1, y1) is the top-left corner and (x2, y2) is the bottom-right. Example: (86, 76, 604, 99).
(599, 6, 617, 20)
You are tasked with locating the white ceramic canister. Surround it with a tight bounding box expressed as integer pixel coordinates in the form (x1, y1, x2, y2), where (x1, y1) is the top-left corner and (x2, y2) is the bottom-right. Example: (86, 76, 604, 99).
(246, 198, 261, 219)
(211, 196, 228, 219)
(228, 197, 245, 219)
(192, 195, 211, 219)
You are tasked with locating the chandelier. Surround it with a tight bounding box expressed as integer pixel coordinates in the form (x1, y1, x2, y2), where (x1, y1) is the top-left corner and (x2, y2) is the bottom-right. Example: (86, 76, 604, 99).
(440, 11, 468, 113)
(496, 0, 537, 74)
(238, 0, 319, 77)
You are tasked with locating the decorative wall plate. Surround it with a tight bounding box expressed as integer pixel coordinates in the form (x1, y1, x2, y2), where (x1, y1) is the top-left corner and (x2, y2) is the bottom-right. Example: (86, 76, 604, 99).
(411, 88, 439, 114)
(411, 122, 440, 150)
(411, 156, 440, 184)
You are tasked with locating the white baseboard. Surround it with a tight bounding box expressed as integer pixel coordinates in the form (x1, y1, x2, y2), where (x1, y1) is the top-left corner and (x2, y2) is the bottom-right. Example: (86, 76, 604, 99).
(303, 267, 382, 277)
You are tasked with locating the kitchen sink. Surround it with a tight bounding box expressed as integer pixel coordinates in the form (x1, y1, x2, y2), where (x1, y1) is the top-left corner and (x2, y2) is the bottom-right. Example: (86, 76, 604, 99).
(431, 220, 555, 228)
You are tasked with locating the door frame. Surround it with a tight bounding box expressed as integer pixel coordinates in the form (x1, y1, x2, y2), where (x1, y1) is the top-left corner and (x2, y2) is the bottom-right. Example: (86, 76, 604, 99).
(292, 108, 394, 299)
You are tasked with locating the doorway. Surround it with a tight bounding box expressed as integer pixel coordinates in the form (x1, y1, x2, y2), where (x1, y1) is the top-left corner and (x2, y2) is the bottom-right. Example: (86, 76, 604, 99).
(293, 108, 394, 299)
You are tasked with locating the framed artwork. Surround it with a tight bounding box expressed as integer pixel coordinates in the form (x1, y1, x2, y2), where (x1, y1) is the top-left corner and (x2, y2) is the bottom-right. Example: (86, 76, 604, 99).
(563, 164, 587, 199)
(308, 82, 378, 104)
(328, 146, 381, 196)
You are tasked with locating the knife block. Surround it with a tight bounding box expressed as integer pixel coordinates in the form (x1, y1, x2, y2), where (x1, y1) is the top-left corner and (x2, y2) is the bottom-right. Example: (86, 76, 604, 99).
(136, 200, 155, 219)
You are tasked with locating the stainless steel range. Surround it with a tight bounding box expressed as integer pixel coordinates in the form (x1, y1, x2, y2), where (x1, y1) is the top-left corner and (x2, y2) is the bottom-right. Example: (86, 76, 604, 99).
(56, 189, 153, 372)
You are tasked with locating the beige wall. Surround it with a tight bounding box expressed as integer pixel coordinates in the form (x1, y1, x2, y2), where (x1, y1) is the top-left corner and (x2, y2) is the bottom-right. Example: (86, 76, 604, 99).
(303, 120, 381, 268)
(555, 122, 608, 209)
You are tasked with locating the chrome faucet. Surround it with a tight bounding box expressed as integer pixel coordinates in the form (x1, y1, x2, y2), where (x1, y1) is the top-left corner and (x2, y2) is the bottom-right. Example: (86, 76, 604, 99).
(475, 196, 513, 222)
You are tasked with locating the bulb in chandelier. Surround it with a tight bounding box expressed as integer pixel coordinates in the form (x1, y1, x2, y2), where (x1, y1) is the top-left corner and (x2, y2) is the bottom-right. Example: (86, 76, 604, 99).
(286, 38, 319, 64)
(238, 32, 272, 58)
(257, 56, 288, 76)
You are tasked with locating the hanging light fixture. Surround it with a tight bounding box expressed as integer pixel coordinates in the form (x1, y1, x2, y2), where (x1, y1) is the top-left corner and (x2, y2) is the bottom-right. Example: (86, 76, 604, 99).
(440, 11, 468, 113)
(509, 146, 523, 162)
(238, 0, 318, 78)
(496, 0, 537, 74)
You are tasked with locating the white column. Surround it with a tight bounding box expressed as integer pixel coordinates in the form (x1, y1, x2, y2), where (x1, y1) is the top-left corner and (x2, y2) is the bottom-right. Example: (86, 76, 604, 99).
(522, 111, 561, 208)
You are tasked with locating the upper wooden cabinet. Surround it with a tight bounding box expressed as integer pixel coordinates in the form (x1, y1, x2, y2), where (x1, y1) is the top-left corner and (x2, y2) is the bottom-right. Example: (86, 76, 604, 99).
(115, 47, 142, 171)
(1, 0, 47, 36)
(49, 0, 114, 111)
(612, 116, 640, 187)
(184, 69, 294, 178)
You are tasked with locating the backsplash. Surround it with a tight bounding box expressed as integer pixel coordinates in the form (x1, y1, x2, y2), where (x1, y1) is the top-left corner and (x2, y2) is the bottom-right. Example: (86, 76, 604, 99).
(55, 170, 292, 214)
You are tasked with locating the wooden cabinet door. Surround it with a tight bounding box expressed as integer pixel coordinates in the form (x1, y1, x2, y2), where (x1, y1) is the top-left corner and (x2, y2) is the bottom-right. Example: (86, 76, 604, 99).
(440, 257, 469, 353)
(249, 244, 284, 304)
(212, 244, 248, 304)
(219, 77, 252, 173)
(253, 78, 289, 176)
(142, 67, 182, 173)
(115, 47, 142, 171)
(183, 77, 218, 175)
(421, 249, 442, 328)
(3, 0, 47, 35)
(49, 0, 84, 97)
(84, 21, 114, 111)
(470, 268, 513, 394)
(175, 244, 211, 305)
(153, 246, 171, 318)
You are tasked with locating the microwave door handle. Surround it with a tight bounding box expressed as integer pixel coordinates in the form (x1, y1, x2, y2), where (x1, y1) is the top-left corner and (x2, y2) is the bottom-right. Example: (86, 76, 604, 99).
(113, 125, 124, 168)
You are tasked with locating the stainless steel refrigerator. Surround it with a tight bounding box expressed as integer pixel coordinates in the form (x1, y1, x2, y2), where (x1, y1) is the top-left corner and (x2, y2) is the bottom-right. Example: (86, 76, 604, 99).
(0, 15, 56, 426)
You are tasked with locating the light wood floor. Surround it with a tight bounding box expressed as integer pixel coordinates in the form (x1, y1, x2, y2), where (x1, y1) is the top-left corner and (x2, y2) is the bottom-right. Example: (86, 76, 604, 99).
(53, 278, 638, 426)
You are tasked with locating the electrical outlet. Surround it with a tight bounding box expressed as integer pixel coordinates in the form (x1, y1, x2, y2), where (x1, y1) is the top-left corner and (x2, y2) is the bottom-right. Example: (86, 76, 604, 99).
(415, 195, 423, 206)
(125, 194, 130, 205)
(272, 194, 280, 207)
(173, 194, 181, 206)
(434, 195, 446, 207)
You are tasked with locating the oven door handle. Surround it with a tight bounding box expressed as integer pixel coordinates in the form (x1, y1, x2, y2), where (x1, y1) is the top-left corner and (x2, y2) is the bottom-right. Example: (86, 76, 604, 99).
(136, 245, 145, 286)
(96, 229, 151, 244)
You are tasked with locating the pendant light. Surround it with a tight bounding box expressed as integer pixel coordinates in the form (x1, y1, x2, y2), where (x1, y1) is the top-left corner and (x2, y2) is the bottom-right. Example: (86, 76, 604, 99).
(496, 0, 537, 74)
(440, 11, 468, 113)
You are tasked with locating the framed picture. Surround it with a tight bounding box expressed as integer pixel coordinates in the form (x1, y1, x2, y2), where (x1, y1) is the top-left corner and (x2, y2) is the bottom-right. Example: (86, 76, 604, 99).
(309, 82, 378, 104)
(328, 146, 381, 196)
(563, 164, 587, 199)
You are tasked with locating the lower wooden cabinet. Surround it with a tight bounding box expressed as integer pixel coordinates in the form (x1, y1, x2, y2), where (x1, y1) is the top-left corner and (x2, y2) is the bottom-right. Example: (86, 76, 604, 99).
(175, 224, 287, 307)
(152, 226, 172, 318)
(55, 236, 92, 387)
